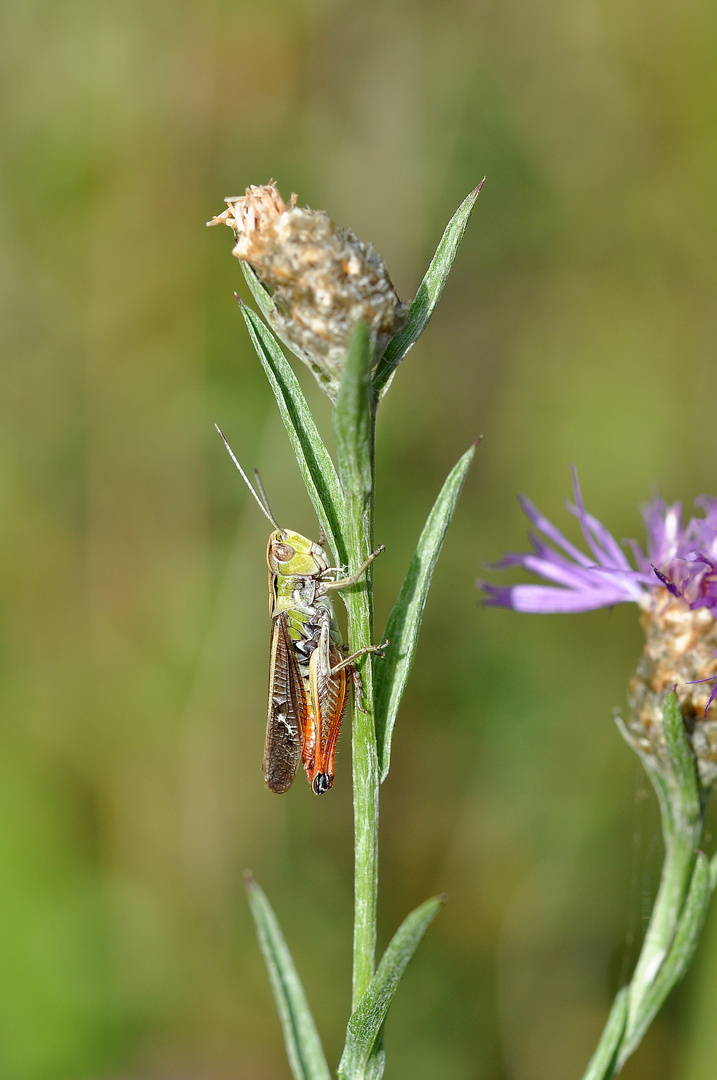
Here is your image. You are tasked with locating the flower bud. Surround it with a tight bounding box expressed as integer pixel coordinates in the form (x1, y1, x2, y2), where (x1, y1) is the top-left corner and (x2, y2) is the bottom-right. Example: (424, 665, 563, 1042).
(208, 182, 408, 399)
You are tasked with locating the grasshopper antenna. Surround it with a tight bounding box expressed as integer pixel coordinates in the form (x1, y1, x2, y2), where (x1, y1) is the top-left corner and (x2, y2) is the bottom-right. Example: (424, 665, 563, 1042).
(252, 469, 279, 528)
(215, 425, 280, 530)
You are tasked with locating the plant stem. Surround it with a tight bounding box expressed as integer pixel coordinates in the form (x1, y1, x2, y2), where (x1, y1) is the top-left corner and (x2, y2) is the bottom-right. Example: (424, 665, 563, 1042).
(616, 746, 705, 1068)
(581, 825, 704, 1080)
(626, 820, 700, 1027)
(343, 415, 379, 1010)
(344, 513, 379, 1009)
(333, 325, 380, 1011)
(584, 698, 707, 1080)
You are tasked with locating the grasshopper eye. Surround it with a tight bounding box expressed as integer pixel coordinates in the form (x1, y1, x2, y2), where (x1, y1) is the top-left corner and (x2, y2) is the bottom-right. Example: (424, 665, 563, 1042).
(272, 541, 296, 563)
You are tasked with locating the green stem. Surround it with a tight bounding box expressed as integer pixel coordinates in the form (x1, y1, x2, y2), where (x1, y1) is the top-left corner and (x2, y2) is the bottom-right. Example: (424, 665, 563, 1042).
(583, 696, 707, 1079)
(332, 325, 380, 1010)
(624, 818, 700, 1031)
(616, 754, 705, 1069)
(344, 476, 380, 1010)
(622, 695, 704, 1053)
(582, 829, 704, 1080)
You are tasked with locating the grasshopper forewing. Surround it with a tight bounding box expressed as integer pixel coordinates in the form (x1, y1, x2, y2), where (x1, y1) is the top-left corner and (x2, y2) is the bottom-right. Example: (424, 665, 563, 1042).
(216, 426, 386, 795)
(264, 612, 306, 793)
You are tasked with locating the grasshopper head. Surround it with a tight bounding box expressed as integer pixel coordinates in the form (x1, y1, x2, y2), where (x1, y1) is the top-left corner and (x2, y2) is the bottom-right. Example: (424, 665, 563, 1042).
(267, 529, 329, 577)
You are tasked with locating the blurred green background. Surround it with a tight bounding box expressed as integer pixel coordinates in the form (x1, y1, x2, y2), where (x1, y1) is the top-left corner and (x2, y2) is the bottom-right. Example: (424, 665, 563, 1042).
(3, 0, 717, 1076)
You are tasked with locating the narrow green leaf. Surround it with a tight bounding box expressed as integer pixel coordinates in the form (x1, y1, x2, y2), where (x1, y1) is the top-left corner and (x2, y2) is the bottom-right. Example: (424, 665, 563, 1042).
(662, 690, 702, 828)
(246, 874, 332, 1080)
(372, 183, 484, 399)
(374, 441, 477, 781)
(241, 304, 347, 562)
(333, 322, 374, 501)
(619, 852, 712, 1067)
(338, 895, 444, 1080)
(240, 261, 274, 321)
(580, 987, 628, 1080)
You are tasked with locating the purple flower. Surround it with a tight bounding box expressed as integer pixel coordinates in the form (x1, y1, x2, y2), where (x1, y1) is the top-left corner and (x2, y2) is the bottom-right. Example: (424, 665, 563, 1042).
(480, 468, 717, 776)
(480, 468, 717, 619)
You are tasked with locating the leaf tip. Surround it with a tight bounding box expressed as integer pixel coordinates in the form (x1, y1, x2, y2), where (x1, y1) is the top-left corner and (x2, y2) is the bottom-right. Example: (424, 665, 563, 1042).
(476, 177, 486, 194)
(234, 292, 245, 307)
(472, 434, 484, 449)
(244, 869, 256, 891)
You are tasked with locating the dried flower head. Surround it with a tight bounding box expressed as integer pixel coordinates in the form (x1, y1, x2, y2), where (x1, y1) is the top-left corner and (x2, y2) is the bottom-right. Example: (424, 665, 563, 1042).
(208, 182, 408, 399)
(479, 470, 717, 786)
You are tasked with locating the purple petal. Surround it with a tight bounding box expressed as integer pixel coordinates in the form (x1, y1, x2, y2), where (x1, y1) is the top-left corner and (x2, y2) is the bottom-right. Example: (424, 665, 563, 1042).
(481, 582, 638, 614)
(481, 471, 717, 619)
(567, 466, 633, 571)
(517, 494, 595, 568)
(491, 547, 648, 598)
(642, 498, 683, 564)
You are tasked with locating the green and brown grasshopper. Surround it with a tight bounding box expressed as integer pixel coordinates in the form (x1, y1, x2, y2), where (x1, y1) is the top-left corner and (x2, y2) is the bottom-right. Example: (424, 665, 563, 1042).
(217, 427, 386, 794)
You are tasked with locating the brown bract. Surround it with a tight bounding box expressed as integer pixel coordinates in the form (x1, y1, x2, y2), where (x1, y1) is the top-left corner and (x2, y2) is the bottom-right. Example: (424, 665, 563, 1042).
(627, 588, 717, 786)
(208, 182, 298, 255)
(208, 182, 408, 398)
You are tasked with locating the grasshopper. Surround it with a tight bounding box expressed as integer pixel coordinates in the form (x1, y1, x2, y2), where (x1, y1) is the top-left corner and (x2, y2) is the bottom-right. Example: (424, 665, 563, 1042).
(216, 427, 386, 795)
